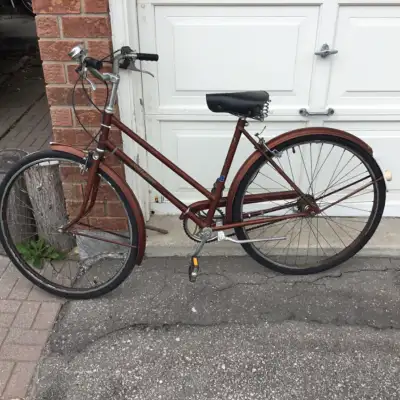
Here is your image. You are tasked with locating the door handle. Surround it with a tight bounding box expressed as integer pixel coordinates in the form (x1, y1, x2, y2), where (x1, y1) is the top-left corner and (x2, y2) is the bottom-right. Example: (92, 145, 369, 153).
(299, 108, 335, 117)
(315, 43, 338, 58)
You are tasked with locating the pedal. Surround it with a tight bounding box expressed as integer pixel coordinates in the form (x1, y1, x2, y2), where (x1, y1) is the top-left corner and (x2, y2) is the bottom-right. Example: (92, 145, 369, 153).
(188, 256, 200, 283)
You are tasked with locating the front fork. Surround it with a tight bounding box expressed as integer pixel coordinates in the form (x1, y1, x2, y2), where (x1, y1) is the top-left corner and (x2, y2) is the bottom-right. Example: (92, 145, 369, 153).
(59, 151, 102, 232)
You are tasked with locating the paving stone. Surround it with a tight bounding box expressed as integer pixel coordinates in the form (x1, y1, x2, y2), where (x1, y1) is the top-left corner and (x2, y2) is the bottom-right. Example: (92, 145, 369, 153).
(8, 278, 33, 301)
(0, 314, 15, 329)
(0, 361, 14, 395)
(2, 361, 35, 399)
(12, 302, 40, 329)
(0, 301, 21, 314)
(5, 328, 49, 347)
(0, 344, 42, 362)
(32, 303, 61, 330)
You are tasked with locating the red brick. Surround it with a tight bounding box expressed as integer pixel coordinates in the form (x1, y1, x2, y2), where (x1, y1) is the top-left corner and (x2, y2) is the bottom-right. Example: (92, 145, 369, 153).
(109, 130, 123, 145)
(43, 63, 66, 84)
(54, 127, 122, 147)
(107, 202, 126, 217)
(74, 108, 102, 126)
(12, 302, 40, 329)
(33, 0, 80, 14)
(67, 200, 106, 217)
(83, 0, 108, 13)
(0, 361, 14, 394)
(32, 303, 61, 330)
(96, 185, 118, 201)
(60, 165, 87, 183)
(92, 87, 109, 106)
(62, 183, 83, 199)
(88, 217, 128, 231)
(39, 40, 81, 61)
(62, 16, 111, 38)
(3, 361, 36, 399)
(36, 15, 59, 38)
(5, 329, 49, 346)
(51, 107, 73, 127)
(46, 86, 90, 106)
(87, 40, 112, 59)
(0, 344, 42, 361)
(53, 128, 98, 146)
(67, 63, 112, 84)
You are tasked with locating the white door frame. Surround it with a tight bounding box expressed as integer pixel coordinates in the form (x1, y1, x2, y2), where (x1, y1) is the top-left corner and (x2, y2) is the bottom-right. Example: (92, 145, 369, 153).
(108, 0, 150, 220)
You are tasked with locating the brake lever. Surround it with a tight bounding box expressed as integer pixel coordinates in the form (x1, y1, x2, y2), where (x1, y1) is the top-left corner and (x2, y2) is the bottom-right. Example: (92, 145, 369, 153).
(127, 60, 154, 78)
(80, 67, 97, 91)
(86, 77, 97, 91)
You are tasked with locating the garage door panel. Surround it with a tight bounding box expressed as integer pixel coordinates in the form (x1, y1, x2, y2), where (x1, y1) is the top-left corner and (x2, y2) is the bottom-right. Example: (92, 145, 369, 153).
(324, 121, 400, 216)
(153, 5, 320, 114)
(146, 120, 306, 203)
(328, 6, 400, 114)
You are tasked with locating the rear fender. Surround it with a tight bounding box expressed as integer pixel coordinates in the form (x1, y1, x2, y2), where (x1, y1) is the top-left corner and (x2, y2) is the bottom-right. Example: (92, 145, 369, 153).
(225, 127, 373, 222)
(50, 143, 146, 265)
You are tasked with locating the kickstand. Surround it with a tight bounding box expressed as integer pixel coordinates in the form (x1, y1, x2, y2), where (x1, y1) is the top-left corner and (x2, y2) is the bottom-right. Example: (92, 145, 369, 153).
(145, 224, 169, 235)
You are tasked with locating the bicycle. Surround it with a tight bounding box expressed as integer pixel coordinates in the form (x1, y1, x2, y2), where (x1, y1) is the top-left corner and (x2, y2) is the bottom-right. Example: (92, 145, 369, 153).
(0, 44, 387, 299)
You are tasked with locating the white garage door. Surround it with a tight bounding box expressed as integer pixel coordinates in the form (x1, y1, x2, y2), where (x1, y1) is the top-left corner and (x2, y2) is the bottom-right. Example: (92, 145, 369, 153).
(137, 0, 400, 215)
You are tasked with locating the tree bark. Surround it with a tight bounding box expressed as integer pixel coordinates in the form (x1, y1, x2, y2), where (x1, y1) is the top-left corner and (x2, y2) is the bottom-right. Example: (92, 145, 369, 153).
(25, 160, 75, 252)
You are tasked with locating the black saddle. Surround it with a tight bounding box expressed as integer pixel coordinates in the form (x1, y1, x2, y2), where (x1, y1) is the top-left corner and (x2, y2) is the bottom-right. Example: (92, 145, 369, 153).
(206, 91, 270, 120)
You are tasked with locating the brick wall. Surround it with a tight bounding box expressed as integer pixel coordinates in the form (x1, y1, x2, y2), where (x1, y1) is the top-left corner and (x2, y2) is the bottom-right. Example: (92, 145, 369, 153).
(33, 0, 114, 145)
(33, 0, 127, 230)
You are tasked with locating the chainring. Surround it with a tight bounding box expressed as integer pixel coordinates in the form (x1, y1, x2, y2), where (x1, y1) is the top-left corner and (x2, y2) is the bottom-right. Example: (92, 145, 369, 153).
(183, 208, 225, 243)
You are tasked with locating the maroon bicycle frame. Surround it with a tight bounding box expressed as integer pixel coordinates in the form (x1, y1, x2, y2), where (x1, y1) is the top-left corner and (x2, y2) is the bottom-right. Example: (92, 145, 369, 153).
(68, 112, 377, 234)
(71, 113, 311, 230)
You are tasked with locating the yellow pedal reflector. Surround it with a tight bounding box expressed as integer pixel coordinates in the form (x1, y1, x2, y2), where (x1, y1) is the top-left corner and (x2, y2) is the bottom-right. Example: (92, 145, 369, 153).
(192, 257, 198, 266)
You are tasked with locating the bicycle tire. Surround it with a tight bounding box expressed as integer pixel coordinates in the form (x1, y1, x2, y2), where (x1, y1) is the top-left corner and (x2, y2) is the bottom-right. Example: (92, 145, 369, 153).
(0, 150, 139, 299)
(232, 134, 386, 274)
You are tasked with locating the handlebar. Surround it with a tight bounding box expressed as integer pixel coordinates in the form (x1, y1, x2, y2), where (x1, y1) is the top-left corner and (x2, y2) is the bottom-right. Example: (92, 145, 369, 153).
(136, 53, 159, 62)
(68, 44, 159, 83)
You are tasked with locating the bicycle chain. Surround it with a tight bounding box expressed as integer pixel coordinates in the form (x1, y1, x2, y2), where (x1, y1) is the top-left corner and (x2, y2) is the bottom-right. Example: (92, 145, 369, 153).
(183, 211, 274, 243)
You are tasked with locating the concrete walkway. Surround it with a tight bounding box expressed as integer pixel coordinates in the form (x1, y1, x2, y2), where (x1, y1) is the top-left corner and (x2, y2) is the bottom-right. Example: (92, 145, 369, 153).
(28, 255, 400, 399)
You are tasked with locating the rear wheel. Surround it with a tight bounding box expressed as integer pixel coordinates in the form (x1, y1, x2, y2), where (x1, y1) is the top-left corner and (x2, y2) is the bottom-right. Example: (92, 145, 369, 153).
(0, 150, 138, 299)
(232, 134, 386, 274)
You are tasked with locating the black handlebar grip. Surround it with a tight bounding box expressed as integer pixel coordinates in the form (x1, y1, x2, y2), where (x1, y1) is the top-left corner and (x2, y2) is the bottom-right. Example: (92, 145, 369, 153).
(85, 57, 103, 71)
(136, 53, 159, 62)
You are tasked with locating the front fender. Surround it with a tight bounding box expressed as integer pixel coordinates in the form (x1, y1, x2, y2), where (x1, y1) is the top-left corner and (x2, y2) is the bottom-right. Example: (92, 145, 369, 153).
(50, 143, 146, 265)
(225, 127, 373, 222)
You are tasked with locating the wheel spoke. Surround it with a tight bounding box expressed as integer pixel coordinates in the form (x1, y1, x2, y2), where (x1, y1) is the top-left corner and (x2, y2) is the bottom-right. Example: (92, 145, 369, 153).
(237, 137, 381, 271)
(1, 155, 135, 297)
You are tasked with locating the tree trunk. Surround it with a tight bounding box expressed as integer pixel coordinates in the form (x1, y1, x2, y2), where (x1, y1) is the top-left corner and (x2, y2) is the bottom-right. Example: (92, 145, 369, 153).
(0, 150, 35, 254)
(25, 160, 75, 253)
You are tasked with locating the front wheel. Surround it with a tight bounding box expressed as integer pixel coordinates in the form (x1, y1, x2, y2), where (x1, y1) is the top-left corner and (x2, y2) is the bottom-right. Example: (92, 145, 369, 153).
(232, 134, 386, 274)
(0, 150, 139, 299)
